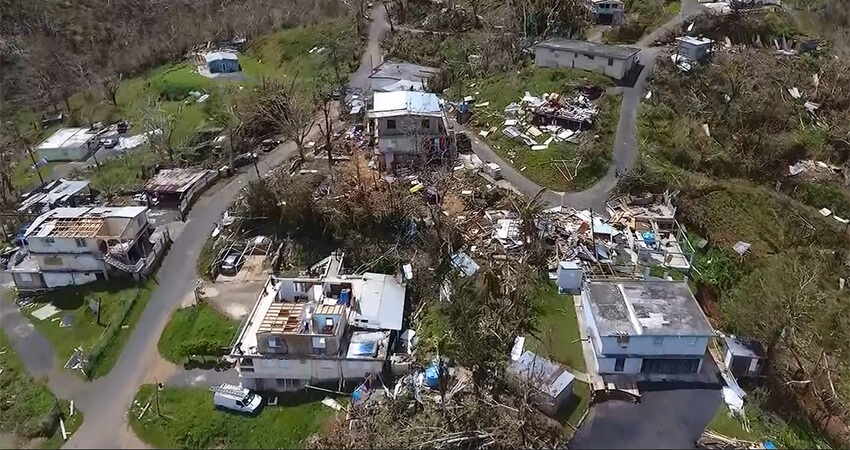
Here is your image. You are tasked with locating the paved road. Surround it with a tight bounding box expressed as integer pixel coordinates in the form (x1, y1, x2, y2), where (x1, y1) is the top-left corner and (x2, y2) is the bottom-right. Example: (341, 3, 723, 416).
(349, 5, 390, 91)
(463, 0, 705, 212)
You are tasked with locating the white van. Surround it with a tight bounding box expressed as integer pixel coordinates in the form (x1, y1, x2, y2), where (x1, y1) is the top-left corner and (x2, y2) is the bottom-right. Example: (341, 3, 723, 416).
(211, 383, 263, 413)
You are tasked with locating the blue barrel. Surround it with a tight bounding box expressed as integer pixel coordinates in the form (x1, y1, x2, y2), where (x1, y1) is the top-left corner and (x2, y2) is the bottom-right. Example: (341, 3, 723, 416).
(425, 365, 440, 389)
(642, 231, 656, 247)
(338, 289, 350, 305)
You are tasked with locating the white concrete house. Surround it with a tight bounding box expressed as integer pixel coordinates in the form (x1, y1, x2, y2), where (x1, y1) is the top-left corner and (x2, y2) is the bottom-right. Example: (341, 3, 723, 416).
(231, 254, 407, 391)
(366, 91, 454, 173)
(534, 39, 640, 80)
(588, 0, 624, 25)
(6, 206, 169, 291)
(36, 128, 100, 161)
(581, 280, 714, 375)
(675, 36, 713, 62)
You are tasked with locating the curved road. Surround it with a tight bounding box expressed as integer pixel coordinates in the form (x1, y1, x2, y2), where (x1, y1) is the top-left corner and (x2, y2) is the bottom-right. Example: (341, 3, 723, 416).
(0, 3, 705, 448)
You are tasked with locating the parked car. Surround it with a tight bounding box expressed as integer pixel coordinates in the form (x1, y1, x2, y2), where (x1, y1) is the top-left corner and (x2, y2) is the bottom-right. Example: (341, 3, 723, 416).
(219, 250, 243, 275)
(259, 139, 281, 152)
(232, 152, 257, 169)
(212, 384, 262, 414)
(101, 138, 119, 149)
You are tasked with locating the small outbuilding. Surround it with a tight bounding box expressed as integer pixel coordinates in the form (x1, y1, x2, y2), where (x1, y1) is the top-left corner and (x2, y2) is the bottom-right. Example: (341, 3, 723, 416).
(675, 36, 713, 62)
(36, 128, 100, 161)
(368, 61, 441, 93)
(142, 168, 218, 215)
(534, 39, 640, 80)
(588, 0, 625, 25)
(556, 260, 582, 293)
(508, 350, 575, 417)
(723, 337, 766, 379)
(205, 52, 241, 74)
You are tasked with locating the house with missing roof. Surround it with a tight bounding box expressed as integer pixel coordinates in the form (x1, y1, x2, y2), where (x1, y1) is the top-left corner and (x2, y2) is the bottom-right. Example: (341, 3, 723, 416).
(533, 39, 640, 80)
(142, 168, 218, 217)
(5, 206, 169, 291)
(366, 91, 455, 173)
(581, 280, 715, 376)
(230, 253, 407, 391)
(17, 179, 97, 214)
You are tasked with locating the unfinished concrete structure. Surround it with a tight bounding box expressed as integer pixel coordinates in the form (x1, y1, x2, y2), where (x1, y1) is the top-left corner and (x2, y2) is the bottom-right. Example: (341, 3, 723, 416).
(581, 280, 714, 376)
(587, 0, 625, 25)
(6, 206, 169, 291)
(231, 254, 407, 391)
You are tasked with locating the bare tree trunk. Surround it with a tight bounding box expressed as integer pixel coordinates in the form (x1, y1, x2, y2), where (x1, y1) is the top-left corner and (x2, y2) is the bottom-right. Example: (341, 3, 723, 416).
(384, 1, 395, 32)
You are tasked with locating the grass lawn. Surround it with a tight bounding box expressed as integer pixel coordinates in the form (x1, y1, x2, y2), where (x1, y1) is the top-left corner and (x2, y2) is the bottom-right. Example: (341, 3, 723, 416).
(19, 280, 153, 379)
(158, 303, 238, 364)
(563, 381, 592, 436)
(0, 331, 83, 448)
(708, 406, 757, 441)
(528, 283, 586, 373)
(12, 160, 59, 193)
(450, 67, 618, 192)
(130, 385, 337, 449)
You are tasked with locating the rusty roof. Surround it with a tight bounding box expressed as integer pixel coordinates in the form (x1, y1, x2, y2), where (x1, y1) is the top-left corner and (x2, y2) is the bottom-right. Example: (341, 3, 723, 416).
(143, 168, 215, 194)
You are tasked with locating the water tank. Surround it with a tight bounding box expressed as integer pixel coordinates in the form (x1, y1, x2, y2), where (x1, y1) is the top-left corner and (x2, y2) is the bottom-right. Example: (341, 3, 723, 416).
(338, 289, 351, 305)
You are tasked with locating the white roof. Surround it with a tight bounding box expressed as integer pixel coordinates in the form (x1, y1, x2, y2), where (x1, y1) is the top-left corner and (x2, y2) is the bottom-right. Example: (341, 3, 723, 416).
(509, 350, 575, 398)
(353, 273, 405, 331)
(37, 128, 98, 150)
(676, 36, 713, 46)
(369, 91, 443, 118)
(205, 51, 239, 63)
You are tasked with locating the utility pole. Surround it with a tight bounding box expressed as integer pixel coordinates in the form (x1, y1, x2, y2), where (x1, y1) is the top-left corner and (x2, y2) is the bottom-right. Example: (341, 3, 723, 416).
(26, 146, 45, 186)
(96, 297, 102, 326)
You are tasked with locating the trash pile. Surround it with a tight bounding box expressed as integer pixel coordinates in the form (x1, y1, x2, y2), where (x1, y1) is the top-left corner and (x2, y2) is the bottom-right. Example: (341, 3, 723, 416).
(484, 90, 599, 152)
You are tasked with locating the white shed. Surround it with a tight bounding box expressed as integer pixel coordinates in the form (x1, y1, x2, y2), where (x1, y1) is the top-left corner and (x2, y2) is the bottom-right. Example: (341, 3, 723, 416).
(508, 350, 575, 417)
(556, 260, 582, 293)
(36, 128, 99, 161)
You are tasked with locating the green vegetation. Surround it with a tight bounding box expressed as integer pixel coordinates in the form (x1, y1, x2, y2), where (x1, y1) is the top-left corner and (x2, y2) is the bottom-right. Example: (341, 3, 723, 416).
(130, 384, 335, 449)
(566, 381, 592, 432)
(603, 0, 681, 44)
(0, 331, 83, 448)
(448, 67, 618, 192)
(708, 406, 757, 441)
(12, 160, 58, 192)
(528, 283, 586, 372)
(20, 280, 153, 379)
(158, 303, 238, 363)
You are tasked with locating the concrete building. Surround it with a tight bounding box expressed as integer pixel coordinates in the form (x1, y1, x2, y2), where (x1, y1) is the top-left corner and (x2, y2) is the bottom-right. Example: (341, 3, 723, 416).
(142, 168, 218, 216)
(508, 350, 576, 417)
(6, 206, 169, 291)
(17, 179, 96, 214)
(368, 61, 441, 93)
(534, 39, 640, 80)
(231, 254, 407, 391)
(366, 91, 454, 173)
(36, 128, 100, 161)
(675, 36, 714, 62)
(205, 51, 240, 74)
(723, 337, 766, 379)
(581, 280, 714, 375)
(588, 0, 625, 25)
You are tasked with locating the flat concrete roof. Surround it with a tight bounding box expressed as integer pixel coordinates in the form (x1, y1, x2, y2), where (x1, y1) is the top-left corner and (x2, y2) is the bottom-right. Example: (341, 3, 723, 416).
(37, 128, 98, 150)
(369, 60, 440, 81)
(585, 281, 714, 337)
(535, 39, 640, 60)
(205, 51, 238, 62)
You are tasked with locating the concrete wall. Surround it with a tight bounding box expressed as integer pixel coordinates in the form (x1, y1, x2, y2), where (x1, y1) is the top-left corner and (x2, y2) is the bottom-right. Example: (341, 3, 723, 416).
(42, 271, 98, 289)
(209, 59, 239, 73)
(598, 335, 709, 358)
(376, 116, 445, 139)
(597, 356, 643, 374)
(35, 253, 106, 272)
(37, 146, 90, 162)
(239, 357, 385, 391)
(28, 236, 99, 255)
(535, 47, 635, 80)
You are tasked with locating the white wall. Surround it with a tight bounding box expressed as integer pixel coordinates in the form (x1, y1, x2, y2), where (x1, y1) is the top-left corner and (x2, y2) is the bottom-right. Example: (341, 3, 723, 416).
(535, 47, 635, 80)
(598, 335, 709, 358)
(37, 146, 89, 162)
(35, 253, 106, 272)
(43, 271, 98, 289)
(377, 116, 444, 139)
(239, 357, 384, 389)
(28, 236, 99, 255)
(597, 356, 643, 374)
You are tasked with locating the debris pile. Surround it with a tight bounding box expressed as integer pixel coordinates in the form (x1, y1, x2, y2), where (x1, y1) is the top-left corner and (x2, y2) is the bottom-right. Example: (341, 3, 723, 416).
(494, 90, 599, 151)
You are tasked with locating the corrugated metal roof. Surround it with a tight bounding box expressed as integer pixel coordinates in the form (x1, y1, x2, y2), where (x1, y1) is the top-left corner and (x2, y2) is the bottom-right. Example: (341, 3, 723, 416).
(17, 179, 91, 212)
(534, 39, 640, 60)
(143, 168, 215, 194)
(354, 273, 405, 331)
(204, 51, 238, 62)
(509, 350, 575, 397)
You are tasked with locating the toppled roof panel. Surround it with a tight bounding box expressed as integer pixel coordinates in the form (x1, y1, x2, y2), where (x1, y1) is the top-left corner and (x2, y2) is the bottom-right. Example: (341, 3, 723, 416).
(143, 168, 216, 194)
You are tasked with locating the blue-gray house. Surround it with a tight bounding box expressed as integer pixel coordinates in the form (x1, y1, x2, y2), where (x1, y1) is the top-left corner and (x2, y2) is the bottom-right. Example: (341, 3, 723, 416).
(205, 52, 240, 74)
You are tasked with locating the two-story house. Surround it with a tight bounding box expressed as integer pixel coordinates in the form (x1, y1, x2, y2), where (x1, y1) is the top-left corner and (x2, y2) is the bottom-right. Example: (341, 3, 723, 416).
(231, 255, 406, 391)
(366, 91, 454, 174)
(6, 206, 169, 291)
(581, 280, 714, 376)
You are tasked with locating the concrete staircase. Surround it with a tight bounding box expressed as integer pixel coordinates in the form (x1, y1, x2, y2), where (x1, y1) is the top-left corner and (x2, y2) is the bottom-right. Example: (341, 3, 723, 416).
(103, 253, 144, 274)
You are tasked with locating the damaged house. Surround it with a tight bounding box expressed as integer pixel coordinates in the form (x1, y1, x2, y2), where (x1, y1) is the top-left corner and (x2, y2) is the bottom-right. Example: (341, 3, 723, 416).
(231, 253, 407, 391)
(368, 61, 441, 93)
(142, 168, 218, 216)
(366, 91, 455, 173)
(5, 206, 170, 291)
(587, 0, 625, 25)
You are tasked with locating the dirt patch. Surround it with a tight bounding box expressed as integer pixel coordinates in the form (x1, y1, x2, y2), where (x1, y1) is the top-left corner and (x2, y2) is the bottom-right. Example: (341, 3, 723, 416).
(201, 280, 265, 320)
(214, 255, 269, 283)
